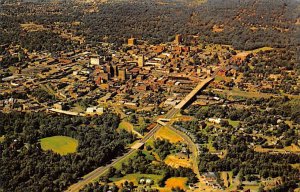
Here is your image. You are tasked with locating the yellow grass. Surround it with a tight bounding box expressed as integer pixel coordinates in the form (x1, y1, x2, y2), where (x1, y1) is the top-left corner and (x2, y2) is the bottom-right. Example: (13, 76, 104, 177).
(165, 177, 188, 190)
(212, 25, 224, 33)
(21, 23, 46, 32)
(164, 154, 192, 168)
(40, 136, 78, 155)
(0, 136, 4, 143)
(213, 88, 274, 99)
(155, 126, 184, 143)
(174, 115, 195, 122)
(291, 164, 300, 171)
(233, 47, 273, 61)
(118, 121, 134, 132)
(220, 172, 229, 187)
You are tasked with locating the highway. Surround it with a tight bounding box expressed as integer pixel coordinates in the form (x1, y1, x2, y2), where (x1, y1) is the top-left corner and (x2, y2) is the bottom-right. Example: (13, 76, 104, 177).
(66, 149, 137, 192)
(65, 76, 215, 192)
(66, 108, 180, 192)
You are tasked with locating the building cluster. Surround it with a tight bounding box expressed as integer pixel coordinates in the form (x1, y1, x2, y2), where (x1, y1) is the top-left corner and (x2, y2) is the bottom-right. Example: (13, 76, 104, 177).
(0, 35, 233, 116)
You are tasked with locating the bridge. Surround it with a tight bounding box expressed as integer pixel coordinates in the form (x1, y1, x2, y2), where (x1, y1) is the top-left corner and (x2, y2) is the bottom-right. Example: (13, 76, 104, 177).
(65, 69, 230, 192)
(174, 77, 214, 109)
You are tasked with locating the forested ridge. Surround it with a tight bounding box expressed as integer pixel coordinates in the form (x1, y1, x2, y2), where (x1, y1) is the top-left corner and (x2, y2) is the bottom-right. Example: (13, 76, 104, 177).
(0, 112, 136, 192)
(0, 0, 299, 51)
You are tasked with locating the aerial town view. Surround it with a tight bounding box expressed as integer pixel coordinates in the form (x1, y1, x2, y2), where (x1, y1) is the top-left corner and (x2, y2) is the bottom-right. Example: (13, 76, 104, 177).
(0, 0, 299, 191)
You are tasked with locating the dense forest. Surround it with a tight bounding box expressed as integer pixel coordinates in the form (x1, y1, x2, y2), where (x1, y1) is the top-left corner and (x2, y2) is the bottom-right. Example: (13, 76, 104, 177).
(0, 0, 299, 51)
(0, 112, 136, 192)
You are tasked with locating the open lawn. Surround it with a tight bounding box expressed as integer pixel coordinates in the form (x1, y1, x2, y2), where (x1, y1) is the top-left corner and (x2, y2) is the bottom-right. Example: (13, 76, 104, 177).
(164, 154, 192, 168)
(174, 115, 195, 122)
(40, 136, 78, 155)
(118, 121, 142, 137)
(220, 172, 230, 188)
(0, 136, 4, 143)
(206, 138, 217, 152)
(72, 102, 86, 113)
(233, 47, 273, 60)
(110, 173, 163, 187)
(118, 121, 134, 132)
(154, 126, 184, 143)
(291, 163, 300, 171)
(215, 75, 232, 83)
(213, 88, 274, 99)
(227, 119, 240, 127)
(165, 177, 188, 190)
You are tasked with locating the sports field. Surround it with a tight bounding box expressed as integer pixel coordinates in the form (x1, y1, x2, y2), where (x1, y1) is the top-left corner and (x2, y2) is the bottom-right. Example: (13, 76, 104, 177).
(40, 136, 78, 155)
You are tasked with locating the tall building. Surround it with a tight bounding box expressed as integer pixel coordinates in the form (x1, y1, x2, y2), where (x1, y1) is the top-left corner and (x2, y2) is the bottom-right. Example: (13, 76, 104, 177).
(118, 68, 126, 81)
(106, 64, 114, 77)
(113, 65, 119, 77)
(175, 34, 182, 45)
(138, 55, 144, 67)
(128, 38, 137, 46)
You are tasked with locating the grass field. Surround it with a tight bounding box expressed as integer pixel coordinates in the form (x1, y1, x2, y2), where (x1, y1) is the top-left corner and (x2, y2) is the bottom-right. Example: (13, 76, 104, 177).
(227, 119, 240, 127)
(174, 115, 195, 122)
(215, 75, 232, 83)
(0, 136, 4, 143)
(40, 136, 78, 155)
(291, 163, 300, 171)
(154, 126, 184, 143)
(165, 177, 188, 190)
(110, 173, 163, 187)
(21, 23, 46, 32)
(118, 121, 134, 132)
(206, 138, 217, 152)
(164, 154, 192, 168)
(213, 88, 273, 99)
(234, 47, 273, 60)
(118, 121, 142, 137)
(220, 172, 230, 187)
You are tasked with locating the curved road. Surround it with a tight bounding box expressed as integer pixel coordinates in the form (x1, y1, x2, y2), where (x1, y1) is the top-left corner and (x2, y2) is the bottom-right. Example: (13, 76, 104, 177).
(66, 75, 216, 192)
(167, 125, 201, 179)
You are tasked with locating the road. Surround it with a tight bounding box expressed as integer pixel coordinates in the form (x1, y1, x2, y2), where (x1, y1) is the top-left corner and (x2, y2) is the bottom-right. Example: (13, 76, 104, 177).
(66, 149, 136, 192)
(66, 75, 217, 192)
(175, 77, 214, 109)
(66, 108, 180, 192)
(167, 125, 201, 179)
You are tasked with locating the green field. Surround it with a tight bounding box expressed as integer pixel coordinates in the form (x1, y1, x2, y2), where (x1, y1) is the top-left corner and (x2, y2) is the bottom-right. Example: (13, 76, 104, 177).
(227, 119, 240, 127)
(40, 136, 78, 155)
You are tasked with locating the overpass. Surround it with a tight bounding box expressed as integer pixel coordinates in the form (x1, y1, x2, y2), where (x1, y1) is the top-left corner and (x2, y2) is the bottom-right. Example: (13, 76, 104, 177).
(174, 77, 214, 109)
(65, 72, 221, 192)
